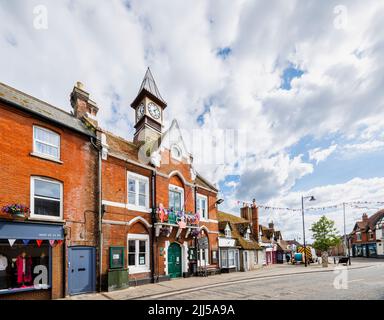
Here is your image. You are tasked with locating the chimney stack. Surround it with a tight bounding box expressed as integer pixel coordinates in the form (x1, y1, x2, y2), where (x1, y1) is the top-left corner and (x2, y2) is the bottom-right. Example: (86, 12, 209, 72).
(362, 213, 369, 222)
(251, 199, 259, 242)
(240, 203, 251, 222)
(70, 82, 99, 125)
(268, 221, 274, 230)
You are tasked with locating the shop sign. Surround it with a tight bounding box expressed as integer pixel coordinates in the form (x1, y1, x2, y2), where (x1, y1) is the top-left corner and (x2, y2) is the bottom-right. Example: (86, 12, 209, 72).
(218, 238, 236, 247)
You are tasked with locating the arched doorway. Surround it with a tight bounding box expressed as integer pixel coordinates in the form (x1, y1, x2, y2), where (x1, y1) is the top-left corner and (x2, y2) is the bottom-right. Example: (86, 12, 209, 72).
(168, 242, 182, 278)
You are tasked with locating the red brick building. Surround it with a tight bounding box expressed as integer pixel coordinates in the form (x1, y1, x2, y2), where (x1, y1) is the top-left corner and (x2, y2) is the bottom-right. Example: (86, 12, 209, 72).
(0, 82, 99, 299)
(98, 69, 220, 288)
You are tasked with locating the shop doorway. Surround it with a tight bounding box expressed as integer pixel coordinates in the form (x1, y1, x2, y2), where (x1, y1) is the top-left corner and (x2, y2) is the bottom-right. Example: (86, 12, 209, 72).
(168, 243, 182, 278)
(68, 247, 95, 295)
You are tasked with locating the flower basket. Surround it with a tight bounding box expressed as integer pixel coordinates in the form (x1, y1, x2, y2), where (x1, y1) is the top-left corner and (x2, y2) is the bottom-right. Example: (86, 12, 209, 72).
(2, 204, 30, 217)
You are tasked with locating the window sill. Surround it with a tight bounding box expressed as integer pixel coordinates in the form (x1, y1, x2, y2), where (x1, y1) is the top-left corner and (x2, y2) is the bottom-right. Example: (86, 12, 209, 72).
(30, 152, 63, 164)
(126, 205, 151, 213)
(128, 267, 151, 275)
(28, 216, 65, 223)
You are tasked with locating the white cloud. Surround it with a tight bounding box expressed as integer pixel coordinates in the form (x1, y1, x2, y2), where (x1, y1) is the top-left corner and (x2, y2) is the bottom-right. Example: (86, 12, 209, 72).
(309, 144, 337, 164)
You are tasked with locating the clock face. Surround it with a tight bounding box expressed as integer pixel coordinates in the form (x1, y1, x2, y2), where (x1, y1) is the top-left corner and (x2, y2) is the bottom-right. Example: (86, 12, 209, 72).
(137, 103, 145, 120)
(148, 102, 161, 120)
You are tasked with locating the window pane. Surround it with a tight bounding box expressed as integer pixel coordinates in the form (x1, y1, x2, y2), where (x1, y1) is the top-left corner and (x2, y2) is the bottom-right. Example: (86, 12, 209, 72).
(139, 253, 146, 265)
(35, 127, 59, 146)
(139, 181, 146, 195)
(139, 240, 146, 253)
(36, 142, 59, 158)
(174, 192, 181, 211)
(138, 194, 146, 207)
(128, 192, 136, 205)
(34, 198, 60, 217)
(128, 179, 136, 193)
(128, 240, 136, 252)
(34, 179, 61, 199)
(128, 253, 135, 266)
(169, 191, 174, 209)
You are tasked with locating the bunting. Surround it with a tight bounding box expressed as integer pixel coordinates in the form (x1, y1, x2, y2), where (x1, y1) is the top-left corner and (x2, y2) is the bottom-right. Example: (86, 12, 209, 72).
(8, 239, 16, 247)
(36, 240, 43, 247)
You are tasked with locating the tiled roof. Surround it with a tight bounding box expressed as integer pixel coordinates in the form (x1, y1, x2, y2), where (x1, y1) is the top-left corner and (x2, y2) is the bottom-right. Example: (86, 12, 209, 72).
(0, 82, 94, 137)
(218, 211, 261, 250)
(195, 174, 218, 192)
(105, 131, 140, 162)
(352, 209, 384, 233)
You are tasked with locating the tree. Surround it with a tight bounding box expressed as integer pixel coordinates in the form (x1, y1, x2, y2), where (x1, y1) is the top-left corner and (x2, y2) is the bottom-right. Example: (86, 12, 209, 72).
(310, 216, 341, 267)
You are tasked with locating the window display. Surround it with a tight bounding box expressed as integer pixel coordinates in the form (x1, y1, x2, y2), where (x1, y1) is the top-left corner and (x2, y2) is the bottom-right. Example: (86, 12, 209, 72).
(0, 240, 50, 293)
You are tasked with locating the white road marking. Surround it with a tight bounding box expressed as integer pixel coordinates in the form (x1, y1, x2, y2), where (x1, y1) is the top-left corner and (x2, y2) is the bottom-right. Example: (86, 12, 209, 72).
(348, 279, 364, 283)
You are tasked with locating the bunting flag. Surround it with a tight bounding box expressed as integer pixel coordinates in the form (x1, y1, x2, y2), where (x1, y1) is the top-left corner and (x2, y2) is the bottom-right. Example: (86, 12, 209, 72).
(8, 239, 16, 247)
(36, 240, 43, 247)
(22, 239, 30, 245)
(56, 240, 63, 246)
(49, 240, 56, 247)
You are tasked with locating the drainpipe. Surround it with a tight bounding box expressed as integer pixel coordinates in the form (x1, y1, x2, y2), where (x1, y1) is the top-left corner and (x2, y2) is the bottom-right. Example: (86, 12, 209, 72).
(151, 170, 157, 283)
(90, 136, 103, 292)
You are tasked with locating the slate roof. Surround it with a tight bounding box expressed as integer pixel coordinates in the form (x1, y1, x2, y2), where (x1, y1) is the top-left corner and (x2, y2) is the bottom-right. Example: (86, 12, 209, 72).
(351, 209, 384, 234)
(218, 211, 261, 250)
(195, 174, 218, 192)
(0, 82, 94, 137)
(104, 130, 140, 162)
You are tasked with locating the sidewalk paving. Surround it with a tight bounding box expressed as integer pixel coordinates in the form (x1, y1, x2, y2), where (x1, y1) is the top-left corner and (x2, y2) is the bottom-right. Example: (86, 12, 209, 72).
(63, 258, 379, 300)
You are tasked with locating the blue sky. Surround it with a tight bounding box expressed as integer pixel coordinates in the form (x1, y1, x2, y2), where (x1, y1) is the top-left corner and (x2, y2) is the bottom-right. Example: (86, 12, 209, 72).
(1, 0, 384, 239)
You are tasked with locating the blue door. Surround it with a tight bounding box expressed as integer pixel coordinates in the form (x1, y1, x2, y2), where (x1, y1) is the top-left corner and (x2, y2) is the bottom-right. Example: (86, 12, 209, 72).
(68, 247, 96, 295)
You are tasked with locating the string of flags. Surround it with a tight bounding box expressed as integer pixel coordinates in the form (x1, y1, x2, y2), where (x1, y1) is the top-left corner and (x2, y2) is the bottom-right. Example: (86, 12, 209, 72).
(7, 239, 63, 247)
(235, 200, 384, 213)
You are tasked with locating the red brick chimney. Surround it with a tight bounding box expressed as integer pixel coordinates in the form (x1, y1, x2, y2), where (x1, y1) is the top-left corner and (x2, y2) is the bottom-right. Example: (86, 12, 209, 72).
(251, 199, 259, 242)
(362, 213, 369, 222)
(70, 82, 99, 124)
(240, 203, 251, 222)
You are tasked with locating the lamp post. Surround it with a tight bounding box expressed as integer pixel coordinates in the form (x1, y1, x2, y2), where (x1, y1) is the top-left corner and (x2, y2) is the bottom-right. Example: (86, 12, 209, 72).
(301, 195, 316, 267)
(343, 203, 352, 265)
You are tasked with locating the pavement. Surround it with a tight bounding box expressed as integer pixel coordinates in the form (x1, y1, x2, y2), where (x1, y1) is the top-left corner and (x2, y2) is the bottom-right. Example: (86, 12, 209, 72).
(63, 258, 383, 300)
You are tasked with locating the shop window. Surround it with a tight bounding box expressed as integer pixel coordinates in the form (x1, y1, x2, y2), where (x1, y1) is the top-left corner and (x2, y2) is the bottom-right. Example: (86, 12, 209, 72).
(169, 185, 184, 211)
(127, 172, 149, 211)
(220, 250, 228, 268)
(0, 240, 50, 294)
(31, 177, 63, 220)
(33, 126, 60, 160)
(228, 250, 235, 267)
(127, 234, 149, 274)
(197, 194, 208, 220)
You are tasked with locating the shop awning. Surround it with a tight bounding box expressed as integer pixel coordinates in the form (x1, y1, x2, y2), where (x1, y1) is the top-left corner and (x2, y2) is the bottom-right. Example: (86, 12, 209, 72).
(0, 221, 64, 240)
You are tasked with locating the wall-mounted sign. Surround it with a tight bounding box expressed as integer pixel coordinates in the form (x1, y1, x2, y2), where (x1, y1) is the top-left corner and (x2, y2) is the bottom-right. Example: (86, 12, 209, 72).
(218, 238, 236, 247)
(110, 247, 124, 269)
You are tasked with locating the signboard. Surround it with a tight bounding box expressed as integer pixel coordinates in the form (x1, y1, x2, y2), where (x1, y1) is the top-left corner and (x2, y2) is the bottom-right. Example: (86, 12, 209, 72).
(0, 221, 64, 240)
(110, 247, 124, 269)
(218, 237, 236, 247)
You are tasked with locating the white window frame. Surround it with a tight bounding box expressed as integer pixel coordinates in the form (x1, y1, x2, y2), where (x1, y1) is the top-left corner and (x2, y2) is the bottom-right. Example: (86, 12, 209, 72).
(127, 234, 150, 274)
(198, 248, 209, 267)
(127, 172, 150, 212)
(30, 176, 63, 221)
(170, 145, 182, 161)
(356, 232, 362, 241)
(244, 227, 251, 241)
(33, 126, 61, 160)
(168, 184, 184, 211)
(197, 194, 208, 220)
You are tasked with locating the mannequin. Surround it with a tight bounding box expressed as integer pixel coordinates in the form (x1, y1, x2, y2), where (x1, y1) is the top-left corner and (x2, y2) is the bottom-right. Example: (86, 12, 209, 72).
(0, 253, 8, 289)
(16, 251, 32, 287)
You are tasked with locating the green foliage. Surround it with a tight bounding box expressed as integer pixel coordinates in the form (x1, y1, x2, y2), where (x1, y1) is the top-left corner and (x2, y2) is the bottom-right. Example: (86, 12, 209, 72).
(310, 216, 341, 252)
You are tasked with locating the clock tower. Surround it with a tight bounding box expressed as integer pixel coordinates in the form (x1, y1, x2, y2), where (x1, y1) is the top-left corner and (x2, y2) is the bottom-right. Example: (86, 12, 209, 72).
(131, 68, 167, 144)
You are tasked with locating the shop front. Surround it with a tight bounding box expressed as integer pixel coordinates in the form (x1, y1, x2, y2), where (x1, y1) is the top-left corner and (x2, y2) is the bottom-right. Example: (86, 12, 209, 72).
(218, 237, 239, 272)
(352, 243, 377, 257)
(0, 220, 64, 299)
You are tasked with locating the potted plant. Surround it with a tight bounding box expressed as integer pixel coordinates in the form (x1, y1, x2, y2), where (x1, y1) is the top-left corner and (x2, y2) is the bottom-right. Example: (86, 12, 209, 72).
(2, 204, 30, 218)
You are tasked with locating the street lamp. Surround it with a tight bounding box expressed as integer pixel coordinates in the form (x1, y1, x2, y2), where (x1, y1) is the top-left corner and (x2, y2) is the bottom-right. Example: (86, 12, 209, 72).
(301, 195, 316, 267)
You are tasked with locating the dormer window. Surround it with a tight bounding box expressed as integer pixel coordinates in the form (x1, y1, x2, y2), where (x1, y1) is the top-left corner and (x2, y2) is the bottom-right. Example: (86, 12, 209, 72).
(356, 232, 362, 241)
(171, 145, 182, 161)
(224, 223, 231, 238)
(244, 227, 251, 241)
(368, 230, 374, 240)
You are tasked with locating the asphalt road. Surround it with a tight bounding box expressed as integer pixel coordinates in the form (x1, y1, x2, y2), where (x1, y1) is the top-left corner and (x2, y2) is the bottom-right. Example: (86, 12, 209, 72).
(154, 263, 384, 300)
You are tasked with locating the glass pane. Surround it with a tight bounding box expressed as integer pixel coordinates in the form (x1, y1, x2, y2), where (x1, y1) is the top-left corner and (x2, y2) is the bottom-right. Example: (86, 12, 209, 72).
(139, 240, 146, 253)
(36, 142, 59, 158)
(34, 198, 60, 217)
(128, 253, 135, 266)
(35, 127, 59, 146)
(138, 194, 146, 207)
(128, 240, 136, 253)
(139, 253, 146, 265)
(174, 192, 181, 211)
(139, 181, 146, 194)
(169, 191, 174, 209)
(34, 179, 61, 199)
(128, 179, 136, 193)
(128, 192, 136, 205)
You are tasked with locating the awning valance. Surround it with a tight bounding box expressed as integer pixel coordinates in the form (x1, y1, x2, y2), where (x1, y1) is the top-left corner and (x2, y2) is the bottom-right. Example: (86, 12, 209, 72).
(0, 221, 64, 240)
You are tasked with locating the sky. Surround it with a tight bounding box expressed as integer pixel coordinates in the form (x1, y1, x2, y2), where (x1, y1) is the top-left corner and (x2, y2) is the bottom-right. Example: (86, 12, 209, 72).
(1, 0, 384, 241)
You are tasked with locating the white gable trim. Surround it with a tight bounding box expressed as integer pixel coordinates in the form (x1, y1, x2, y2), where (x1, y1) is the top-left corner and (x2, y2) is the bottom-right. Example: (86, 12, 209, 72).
(128, 216, 152, 228)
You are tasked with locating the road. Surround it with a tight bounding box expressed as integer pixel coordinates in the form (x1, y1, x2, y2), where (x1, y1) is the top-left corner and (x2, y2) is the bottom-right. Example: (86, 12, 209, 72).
(142, 263, 384, 300)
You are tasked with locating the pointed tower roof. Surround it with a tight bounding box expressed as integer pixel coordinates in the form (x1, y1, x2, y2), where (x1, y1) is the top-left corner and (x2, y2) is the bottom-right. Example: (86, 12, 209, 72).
(131, 68, 167, 108)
